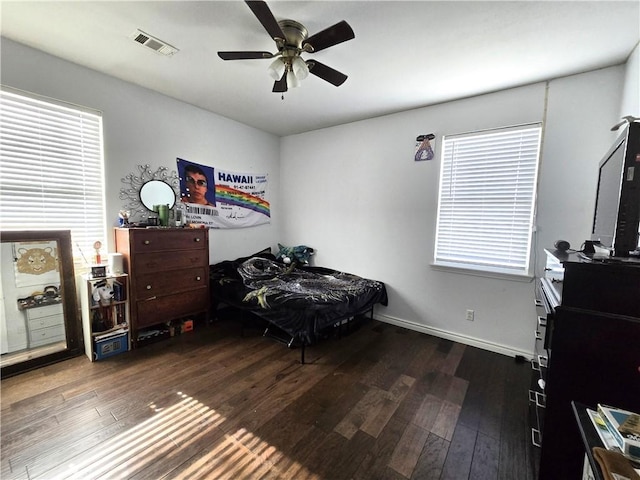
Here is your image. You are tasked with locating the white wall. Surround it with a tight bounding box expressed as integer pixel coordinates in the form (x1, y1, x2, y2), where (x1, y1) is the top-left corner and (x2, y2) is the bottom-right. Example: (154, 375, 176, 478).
(280, 67, 625, 357)
(620, 42, 640, 117)
(0, 38, 281, 264)
(536, 68, 627, 268)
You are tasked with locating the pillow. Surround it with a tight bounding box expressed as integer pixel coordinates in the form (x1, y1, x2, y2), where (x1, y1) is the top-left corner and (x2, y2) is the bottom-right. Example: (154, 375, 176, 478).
(233, 247, 275, 265)
(252, 246, 273, 257)
(252, 247, 276, 261)
(276, 243, 315, 265)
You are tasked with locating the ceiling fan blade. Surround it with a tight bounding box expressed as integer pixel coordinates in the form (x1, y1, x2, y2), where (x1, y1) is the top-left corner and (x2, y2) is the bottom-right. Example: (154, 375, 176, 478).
(308, 61, 348, 87)
(218, 51, 274, 60)
(218, 52, 273, 60)
(245, 1, 286, 41)
(304, 21, 355, 53)
(272, 71, 288, 93)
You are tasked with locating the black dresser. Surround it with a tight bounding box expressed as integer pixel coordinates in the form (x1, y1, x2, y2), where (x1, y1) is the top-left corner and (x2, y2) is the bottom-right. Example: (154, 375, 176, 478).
(534, 249, 640, 480)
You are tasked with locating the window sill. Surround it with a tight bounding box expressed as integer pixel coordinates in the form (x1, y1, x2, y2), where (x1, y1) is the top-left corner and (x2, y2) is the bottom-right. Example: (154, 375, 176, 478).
(431, 261, 534, 282)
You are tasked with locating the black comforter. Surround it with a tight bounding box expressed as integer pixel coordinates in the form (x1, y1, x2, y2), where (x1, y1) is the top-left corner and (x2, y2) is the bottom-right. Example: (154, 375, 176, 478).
(210, 255, 388, 345)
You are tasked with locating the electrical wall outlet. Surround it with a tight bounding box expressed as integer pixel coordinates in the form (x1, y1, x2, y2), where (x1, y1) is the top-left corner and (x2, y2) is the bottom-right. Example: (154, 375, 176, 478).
(466, 309, 475, 321)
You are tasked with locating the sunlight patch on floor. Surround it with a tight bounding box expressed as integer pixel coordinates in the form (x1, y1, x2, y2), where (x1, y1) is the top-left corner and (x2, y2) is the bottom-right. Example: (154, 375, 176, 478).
(59, 391, 319, 480)
(62, 391, 219, 478)
(171, 423, 320, 479)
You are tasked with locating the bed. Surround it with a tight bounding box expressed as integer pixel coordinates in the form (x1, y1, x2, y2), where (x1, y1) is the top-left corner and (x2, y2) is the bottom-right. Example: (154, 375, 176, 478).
(209, 249, 388, 363)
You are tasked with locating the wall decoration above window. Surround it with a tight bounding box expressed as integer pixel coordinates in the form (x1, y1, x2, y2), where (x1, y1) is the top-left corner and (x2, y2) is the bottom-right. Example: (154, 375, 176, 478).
(415, 133, 436, 161)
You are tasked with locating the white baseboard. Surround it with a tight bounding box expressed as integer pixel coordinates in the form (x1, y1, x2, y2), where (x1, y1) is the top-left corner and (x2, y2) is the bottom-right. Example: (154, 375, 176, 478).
(373, 312, 533, 361)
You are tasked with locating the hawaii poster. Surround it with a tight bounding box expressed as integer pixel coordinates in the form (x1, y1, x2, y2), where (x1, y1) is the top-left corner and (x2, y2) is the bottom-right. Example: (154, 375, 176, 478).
(177, 158, 270, 229)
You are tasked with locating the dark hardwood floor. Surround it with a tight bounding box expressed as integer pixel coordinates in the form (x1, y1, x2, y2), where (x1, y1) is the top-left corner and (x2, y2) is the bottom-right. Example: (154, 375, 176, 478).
(1, 314, 539, 480)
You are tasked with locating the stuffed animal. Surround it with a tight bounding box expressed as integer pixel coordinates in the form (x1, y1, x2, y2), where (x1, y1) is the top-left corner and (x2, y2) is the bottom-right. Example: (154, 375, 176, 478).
(92, 280, 114, 330)
(276, 243, 315, 265)
(92, 280, 114, 305)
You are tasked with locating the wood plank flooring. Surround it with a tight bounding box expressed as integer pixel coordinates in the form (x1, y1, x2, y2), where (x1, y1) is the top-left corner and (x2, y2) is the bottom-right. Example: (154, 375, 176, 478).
(1, 314, 539, 480)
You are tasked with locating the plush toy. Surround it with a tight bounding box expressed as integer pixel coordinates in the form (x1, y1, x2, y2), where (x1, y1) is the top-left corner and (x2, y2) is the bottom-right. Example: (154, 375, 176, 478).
(92, 280, 114, 330)
(92, 280, 114, 304)
(276, 243, 315, 265)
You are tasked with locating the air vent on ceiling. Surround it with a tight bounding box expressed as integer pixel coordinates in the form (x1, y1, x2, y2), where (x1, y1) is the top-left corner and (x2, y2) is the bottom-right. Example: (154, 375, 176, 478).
(129, 29, 178, 56)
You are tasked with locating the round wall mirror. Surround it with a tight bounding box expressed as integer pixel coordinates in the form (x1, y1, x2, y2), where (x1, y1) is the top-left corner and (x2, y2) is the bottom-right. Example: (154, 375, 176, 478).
(139, 180, 176, 211)
(120, 165, 179, 220)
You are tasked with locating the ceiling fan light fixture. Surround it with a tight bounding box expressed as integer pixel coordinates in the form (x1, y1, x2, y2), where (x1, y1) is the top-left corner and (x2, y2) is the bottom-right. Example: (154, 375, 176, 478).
(287, 69, 301, 88)
(292, 56, 309, 80)
(267, 58, 286, 80)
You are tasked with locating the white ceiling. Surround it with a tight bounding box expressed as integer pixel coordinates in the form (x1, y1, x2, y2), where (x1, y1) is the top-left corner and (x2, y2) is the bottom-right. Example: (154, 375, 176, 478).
(1, 1, 639, 136)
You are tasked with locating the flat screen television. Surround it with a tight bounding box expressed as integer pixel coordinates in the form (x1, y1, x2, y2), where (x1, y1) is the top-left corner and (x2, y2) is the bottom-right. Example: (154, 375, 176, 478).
(591, 121, 640, 257)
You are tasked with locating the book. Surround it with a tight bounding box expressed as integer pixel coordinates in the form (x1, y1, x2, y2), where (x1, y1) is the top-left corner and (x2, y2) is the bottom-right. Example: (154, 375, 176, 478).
(112, 280, 123, 301)
(94, 327, 128, 342)
(597, 404, 640, 461)
(619, 414, 640, 438)
(587, 408, 619, 452)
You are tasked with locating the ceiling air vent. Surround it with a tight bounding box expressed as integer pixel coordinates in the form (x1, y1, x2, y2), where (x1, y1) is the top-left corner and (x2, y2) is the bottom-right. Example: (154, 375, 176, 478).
(129, 29, 178, 56)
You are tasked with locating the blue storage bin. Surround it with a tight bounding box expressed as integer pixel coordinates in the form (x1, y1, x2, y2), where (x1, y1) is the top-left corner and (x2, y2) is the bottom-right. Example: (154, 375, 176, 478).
(94, 332, 128, 360)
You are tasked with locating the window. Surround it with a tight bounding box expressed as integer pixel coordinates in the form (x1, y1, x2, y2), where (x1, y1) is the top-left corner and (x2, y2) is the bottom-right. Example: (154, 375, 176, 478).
(0, 87, 106, 267)
(434, 124, 542, 276)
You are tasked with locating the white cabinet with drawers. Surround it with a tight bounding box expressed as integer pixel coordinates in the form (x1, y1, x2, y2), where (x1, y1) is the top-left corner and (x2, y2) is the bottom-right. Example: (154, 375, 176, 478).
(26, 303, 65, 348)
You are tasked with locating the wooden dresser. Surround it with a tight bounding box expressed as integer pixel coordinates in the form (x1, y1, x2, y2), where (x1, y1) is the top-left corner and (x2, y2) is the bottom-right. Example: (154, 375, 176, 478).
(114, 228, 209, 345)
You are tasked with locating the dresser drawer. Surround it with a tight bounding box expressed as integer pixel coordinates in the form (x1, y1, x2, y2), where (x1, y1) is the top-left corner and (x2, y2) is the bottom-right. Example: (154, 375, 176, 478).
(133, 250, 208, 275)
(28, 313, 64, 330)
(29, 324, 65, 347)
(135, 267, 207, 299)
(135, 288, 208, 328)
(129, 230, 207, 254)
(26, 303, 64, 320)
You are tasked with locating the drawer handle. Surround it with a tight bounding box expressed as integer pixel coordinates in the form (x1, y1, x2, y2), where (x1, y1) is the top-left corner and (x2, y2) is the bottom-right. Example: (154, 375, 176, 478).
(531, 428, 541, 448)
(537, 316, 547, 328)
(534, 299, 543, 307)
(534, 330, 542, 341)
(531, 359, 540, 372)
(196, 276, 201, 281)
(534, 391, 546, 408)
(528, 390, 546, 408)
(194, 237, 201, 242)
(144, 240, 150, 245)
(146, 285, 152, 290)
(537, 355, 548, 368)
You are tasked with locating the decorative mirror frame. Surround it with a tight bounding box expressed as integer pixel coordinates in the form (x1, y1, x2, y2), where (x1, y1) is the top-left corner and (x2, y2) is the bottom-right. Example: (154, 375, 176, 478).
(1, 230, 82, 377)
(119, 165, 179, 220)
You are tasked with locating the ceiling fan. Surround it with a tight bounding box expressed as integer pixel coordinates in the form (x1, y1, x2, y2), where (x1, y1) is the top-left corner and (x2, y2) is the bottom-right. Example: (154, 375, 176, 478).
(218, 1, 355, 93)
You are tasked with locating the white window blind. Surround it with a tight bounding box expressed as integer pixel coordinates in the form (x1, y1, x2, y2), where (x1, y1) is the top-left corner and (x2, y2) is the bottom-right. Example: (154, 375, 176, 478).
(0, 87, 106, 267)
(434, 124, 542, 275)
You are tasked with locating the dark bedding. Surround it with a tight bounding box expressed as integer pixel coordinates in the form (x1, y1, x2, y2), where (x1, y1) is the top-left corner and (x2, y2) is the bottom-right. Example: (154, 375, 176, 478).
(210, 253, 388, 346)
